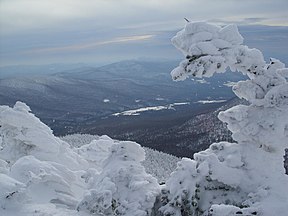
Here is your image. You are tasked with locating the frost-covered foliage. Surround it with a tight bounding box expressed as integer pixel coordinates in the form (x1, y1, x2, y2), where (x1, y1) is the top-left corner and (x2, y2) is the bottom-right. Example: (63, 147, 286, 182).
(61, 134, 180, 183)
(0, 103, 160, 215)
(159, 21, 288, 216)
(77, 141, 160, 215)
(61, 134, 101, 148)
(0, 102, 87, 170)
(0, 103, 86, 214)
(142, 147, 180, 183)
(171, 22, 264, 80)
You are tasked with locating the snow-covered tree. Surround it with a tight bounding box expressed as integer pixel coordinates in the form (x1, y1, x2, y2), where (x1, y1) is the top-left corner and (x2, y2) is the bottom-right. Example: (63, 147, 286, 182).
(0, 172, 27, 211)
(77, 141, 160, 215)
(0, 102, 92, 212)
(0, 102, 87, 170)
(62, 134, 180, 183)
(0, 103, 162, 215)
(160, 22, 288, 216)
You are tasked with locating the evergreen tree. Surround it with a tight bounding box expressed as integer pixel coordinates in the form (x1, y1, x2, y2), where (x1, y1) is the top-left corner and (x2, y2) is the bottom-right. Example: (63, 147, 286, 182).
(77, 141, 160, 215)
(159, 22, 288, 216)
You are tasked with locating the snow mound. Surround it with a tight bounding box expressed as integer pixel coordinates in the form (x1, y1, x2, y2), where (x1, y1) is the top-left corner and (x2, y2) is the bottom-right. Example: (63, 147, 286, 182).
(61, 134, 180, 183)
(0, 102, 87, 170)
(77, 141, 160, 215)
(0, 102, 160, 215)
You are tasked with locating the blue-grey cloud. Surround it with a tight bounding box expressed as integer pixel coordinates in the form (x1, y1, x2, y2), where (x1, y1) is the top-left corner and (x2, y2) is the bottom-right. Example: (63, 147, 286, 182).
(0, 0, 287, 66)
(25, 35, 154, 54)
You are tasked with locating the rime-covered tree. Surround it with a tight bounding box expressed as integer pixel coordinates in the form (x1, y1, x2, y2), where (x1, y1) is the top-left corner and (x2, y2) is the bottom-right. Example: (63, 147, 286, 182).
(0, 102, 87, 170)
(159, 22, 288, 216)
(0, 102, 89, 211)
(77, 141, 160, 216)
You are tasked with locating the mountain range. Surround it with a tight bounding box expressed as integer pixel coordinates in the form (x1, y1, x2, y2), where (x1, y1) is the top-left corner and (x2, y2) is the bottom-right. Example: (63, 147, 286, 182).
(0, 60, 246, 157)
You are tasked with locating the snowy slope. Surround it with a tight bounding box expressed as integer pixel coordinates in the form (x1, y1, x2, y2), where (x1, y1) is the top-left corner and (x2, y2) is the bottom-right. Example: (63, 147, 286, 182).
(0, 102, 168, 215)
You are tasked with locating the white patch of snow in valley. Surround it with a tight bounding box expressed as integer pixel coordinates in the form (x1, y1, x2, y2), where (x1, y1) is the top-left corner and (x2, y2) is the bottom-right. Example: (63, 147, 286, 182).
(196, 100, 227, 104)
(223, 81, 237, 87)
(155, 97, 165, 101)
(112, 105, 168, 116)
(195, 79, 210, 84)
(112, 102, 190, 116)
(172, 102, 190, 106)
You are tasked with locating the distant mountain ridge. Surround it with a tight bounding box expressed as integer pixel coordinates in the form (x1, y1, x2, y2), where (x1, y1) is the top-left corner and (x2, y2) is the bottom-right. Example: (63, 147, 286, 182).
(1, 60, 247, 157)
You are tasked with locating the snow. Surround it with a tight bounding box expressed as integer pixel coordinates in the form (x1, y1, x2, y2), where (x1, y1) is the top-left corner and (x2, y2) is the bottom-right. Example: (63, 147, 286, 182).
(223, 81, 237, 87)
(0, 159, 8, 174)
(194, 78, 209, 84)
(196, 100, 227, 104)
(0, 104, 180, 215)
(172, 102, 190, 106)
(0, 102, 88, 170)
(112, 102, 190, 116)
(0, 173, 26, 210)
(77, 139, 115, 170)
(0, 103, 165, 215)
(113, 105, 168, 116)
(61, 134, 180, 183)
(160, 21, 288, 216)
(171, 22, 265, 80)
(77, 141, 160, 215)
(1, 21, 287, 216)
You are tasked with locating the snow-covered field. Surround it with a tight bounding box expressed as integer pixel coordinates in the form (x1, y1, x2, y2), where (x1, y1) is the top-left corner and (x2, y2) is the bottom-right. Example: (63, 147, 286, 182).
(195, 100, 227, 104)
(112, 102, 190, 116)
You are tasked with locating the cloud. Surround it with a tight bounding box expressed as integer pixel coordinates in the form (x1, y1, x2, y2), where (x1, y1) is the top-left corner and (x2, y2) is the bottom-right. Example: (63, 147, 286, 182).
(208, 16, 288, 27)
(25, 35, 154, 53)
(1, 0, 287, 35)
(0, 0, 287, 65)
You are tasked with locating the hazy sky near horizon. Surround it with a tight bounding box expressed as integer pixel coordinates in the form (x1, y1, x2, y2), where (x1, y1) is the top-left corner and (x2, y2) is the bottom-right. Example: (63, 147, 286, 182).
(0, 0, 288, 66)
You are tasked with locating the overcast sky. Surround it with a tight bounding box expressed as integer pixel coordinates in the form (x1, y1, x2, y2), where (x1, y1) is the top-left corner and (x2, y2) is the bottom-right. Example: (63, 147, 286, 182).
(0, 0, 287, 66)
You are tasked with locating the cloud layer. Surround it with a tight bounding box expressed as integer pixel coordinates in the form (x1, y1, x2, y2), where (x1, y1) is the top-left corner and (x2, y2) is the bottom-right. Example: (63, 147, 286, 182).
(0, 0, 287, 65)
